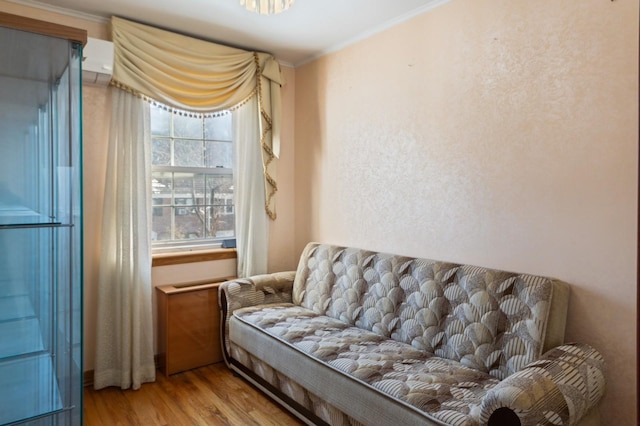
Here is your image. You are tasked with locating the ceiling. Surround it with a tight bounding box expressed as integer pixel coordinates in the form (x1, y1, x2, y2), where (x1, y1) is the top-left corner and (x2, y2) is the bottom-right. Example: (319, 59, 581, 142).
(10, 0, 448, 66)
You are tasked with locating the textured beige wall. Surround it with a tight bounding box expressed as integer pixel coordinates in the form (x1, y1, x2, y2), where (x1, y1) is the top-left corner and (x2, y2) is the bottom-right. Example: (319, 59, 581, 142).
(295, 0, 637, 424)
(268, 65, 298, 273)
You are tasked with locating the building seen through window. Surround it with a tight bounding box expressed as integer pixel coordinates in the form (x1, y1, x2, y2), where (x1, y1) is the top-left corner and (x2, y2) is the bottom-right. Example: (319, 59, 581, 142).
(150, 104, 234, 249)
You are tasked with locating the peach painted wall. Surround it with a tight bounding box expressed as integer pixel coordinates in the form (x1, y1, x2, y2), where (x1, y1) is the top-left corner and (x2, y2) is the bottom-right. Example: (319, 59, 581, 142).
(269, 65, 298, 273)
(295, 0, 637, 424)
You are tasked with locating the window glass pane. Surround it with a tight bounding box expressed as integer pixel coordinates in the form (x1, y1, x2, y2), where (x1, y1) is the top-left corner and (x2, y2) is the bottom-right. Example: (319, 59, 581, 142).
(205, 174, 234, 205)
(151, 206, 171, 241)
(205, 141, 233, 168)
(213, 209, 235, 238)
(173, 173, 203, 206)
(150, 106, 170, 136)
(151, 138, 171, 166)
(204, 113, 232, 141)
(173, 114, 202, 139)
(174, 207, 204, 240)
(206, 174, 234, 238)
(152, 172, 172, 206)
(174, 139, 203, 167)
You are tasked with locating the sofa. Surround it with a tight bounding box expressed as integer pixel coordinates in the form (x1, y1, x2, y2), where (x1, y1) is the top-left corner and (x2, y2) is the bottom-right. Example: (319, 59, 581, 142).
(219, 243, 605, 426)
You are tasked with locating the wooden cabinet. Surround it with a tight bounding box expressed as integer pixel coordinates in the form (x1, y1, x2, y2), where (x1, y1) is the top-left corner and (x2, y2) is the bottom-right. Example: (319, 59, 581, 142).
(156, 279, 231, 375)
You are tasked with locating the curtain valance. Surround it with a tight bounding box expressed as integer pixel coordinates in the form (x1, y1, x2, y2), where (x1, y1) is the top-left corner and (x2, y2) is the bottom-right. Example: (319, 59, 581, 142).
(110, 16, 282, 219)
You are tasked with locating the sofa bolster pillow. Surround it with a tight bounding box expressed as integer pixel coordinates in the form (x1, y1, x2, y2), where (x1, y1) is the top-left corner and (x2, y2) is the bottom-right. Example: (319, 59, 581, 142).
(220, 271, 296, 312)
(479, 343, 605, 426)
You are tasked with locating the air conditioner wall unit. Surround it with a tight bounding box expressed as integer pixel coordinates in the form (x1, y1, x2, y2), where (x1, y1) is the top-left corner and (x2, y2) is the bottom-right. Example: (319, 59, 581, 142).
(82, 37, 114, 86)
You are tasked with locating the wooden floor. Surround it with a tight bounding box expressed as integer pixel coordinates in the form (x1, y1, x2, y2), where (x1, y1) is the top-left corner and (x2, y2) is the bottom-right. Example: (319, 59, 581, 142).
(84, 363, 305, 425)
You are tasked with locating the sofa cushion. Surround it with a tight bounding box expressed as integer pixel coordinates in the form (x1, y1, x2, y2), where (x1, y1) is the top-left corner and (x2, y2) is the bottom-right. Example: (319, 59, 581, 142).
(231, 304, 501, 426)
(292, 243, 565, 380)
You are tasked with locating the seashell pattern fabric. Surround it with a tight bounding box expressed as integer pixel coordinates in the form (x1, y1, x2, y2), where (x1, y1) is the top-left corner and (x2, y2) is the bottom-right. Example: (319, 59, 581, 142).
(233, 304, 500, 424)
(292, 243, 554, 380)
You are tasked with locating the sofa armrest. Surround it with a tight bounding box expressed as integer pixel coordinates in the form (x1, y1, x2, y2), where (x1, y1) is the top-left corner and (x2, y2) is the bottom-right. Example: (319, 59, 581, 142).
(218, 271, 296, 363)
(219, 271, 296, 312)
(480, 343, 605, 426)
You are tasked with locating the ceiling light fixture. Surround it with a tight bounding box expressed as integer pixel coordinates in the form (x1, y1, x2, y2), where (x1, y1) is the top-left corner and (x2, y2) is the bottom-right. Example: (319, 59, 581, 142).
(240, 0, 294, 15)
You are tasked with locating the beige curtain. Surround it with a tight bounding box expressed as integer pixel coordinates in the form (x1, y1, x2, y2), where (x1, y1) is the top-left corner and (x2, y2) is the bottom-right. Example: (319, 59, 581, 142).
(233, 96, 269, 277)
(110, 16, 282, 218)
(95, 89, 156, 390)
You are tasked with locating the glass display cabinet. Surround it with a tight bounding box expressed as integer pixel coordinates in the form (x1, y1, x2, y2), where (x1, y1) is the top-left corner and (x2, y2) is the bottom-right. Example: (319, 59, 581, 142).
(0, 13, 86, 426)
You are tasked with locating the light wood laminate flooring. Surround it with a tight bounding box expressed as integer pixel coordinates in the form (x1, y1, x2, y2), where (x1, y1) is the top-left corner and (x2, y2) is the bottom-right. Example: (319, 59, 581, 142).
(84, 363, 304, 425)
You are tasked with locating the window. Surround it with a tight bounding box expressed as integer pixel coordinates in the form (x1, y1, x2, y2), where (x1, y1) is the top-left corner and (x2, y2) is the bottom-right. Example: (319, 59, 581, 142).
(150, 104, 234, 250)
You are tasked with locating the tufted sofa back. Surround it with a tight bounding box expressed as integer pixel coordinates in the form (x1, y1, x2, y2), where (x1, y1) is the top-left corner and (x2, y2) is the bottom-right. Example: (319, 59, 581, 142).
(292, 243, 569, 380)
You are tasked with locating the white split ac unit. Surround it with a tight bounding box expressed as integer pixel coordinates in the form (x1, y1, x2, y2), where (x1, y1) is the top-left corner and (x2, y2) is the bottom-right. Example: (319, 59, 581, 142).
(82, 37, 114, 86)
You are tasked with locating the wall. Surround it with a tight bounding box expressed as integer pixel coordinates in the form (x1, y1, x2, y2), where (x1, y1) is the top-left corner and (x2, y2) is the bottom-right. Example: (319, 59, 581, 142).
(294, 0, 637, 424)
(269, 65, 298, 272)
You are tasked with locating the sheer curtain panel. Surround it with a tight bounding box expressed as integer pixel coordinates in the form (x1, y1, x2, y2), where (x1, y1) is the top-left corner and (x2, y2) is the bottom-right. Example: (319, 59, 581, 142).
(233, 96, 269, 277)
(94, 89, 156, 390)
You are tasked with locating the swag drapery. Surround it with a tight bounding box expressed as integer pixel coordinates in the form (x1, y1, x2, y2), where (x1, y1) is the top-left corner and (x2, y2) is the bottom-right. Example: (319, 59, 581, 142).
(94, 16, 284, 390)
(111, 15, 283, 219)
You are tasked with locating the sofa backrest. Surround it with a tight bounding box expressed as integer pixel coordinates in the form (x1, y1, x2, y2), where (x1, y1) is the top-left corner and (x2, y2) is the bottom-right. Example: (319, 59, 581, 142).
(292, 243, 569, 380)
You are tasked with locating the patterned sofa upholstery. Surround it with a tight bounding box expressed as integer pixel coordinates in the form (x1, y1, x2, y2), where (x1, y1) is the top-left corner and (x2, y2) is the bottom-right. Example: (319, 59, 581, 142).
(219, 243, 605, 426)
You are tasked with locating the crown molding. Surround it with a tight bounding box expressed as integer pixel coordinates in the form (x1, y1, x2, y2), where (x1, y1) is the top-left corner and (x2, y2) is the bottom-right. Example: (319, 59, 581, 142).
(294, 0, 451, 67)
(5, 0, 108, 24)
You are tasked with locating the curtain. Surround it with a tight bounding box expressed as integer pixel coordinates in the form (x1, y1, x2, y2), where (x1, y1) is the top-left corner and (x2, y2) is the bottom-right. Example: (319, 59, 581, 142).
(94, 89, 156, 390)
(233, 96, 269, 277)
(110, 16, 283, 219)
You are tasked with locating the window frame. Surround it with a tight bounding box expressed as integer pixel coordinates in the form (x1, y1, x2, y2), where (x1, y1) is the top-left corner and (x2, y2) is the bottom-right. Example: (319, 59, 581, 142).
(150, 106, 235, 253)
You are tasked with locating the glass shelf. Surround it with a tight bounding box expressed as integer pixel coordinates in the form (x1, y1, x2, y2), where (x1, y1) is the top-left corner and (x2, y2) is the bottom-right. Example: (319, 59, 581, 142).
(0, 354, 63, 425)
(0, 222, 66, 229)
(0, 207, 66, 228)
